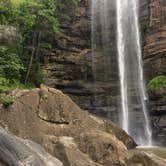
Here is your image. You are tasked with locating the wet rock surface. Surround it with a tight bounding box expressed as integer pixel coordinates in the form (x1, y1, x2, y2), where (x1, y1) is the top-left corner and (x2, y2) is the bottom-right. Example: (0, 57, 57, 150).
(0, 127, 63, 166)
(148, 87, 166, 146)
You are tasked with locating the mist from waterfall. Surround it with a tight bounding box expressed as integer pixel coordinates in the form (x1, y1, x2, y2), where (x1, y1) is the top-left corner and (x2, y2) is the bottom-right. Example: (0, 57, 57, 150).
(92, 0, 152, 146)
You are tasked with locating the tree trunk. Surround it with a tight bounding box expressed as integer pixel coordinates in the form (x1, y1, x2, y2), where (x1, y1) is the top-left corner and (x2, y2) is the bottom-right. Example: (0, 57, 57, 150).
(24, 33, 36, 84)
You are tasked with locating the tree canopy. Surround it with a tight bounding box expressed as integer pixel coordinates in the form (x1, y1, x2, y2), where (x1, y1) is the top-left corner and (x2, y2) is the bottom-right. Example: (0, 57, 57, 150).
(0, 0, 78, 90)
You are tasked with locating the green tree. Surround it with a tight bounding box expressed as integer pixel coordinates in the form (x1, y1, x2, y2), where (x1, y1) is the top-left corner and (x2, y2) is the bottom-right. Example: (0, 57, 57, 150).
(0, 0, 78, 86)
(0, 46, 24, 79)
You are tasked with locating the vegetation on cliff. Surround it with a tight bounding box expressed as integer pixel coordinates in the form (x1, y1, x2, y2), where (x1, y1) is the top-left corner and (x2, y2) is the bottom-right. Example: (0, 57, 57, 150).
(148, 75, 166, 90)
(0, 0, 78, 91)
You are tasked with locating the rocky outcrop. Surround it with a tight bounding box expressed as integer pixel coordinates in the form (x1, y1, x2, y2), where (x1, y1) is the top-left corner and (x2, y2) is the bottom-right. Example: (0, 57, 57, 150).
(0, 86, 136, 166)
(0, 87, 165, 165)
(125, 152, 166, 166)
(0, 127, 63, 166)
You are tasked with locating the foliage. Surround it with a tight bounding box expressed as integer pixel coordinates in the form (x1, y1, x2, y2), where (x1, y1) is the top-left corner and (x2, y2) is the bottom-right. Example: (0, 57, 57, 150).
(0, 0, 78, 86)
(0, 46, 24, 80)
(0, 96, 15, 108)
(11, 0, 25, 6)
(148, 75, 166, 90)
(140, 21, 149, 40)
(41, 93, 48, 101)
(0, 77, 35, 93)
(30, 63, 46, 86)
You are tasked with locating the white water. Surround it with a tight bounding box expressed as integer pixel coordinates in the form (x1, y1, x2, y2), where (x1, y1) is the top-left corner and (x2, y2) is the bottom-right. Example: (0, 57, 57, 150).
(92, 0, 152, 146)
(116, 0, 152, 145)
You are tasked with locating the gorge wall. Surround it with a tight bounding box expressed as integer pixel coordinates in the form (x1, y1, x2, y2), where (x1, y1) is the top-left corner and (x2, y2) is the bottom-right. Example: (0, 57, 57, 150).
(44, 0, 119, 122)
(43, 0, 166, 144)
(143, 0, 166, 145)
(143, 0, 166, 80)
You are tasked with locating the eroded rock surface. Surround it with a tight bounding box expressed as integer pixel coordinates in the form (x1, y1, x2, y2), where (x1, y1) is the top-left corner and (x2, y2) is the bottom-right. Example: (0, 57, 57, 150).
(125, 152, 166, 166)
(0, 87, 135, 166)
(0, 87, 165, 165)
(0, 127, 63, 166)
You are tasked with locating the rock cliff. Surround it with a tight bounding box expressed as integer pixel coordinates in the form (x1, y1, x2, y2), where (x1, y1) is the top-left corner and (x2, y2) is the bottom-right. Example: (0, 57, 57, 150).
(42, 0, 166, 144)
(142, 0, 166, 145)
(43, 0, 119, 122)
(143, 0, 166, 80)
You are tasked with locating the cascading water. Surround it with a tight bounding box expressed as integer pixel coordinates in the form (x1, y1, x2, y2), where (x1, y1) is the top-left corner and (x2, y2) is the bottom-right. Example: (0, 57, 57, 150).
(91, 0, 113, 81)
(92, 0, 152, 146)
(91, 0, 118, 119)
(116, 0, 152, 146)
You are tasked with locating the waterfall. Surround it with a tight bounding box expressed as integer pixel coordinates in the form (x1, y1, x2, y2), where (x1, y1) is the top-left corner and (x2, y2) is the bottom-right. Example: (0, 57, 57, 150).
(116, 0, 152, 145)
(92, 0, 152, 146)
(91, 0, 113, 82)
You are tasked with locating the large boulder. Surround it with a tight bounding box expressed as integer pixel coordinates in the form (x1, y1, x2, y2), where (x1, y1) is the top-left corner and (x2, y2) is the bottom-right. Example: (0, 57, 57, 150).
(77, 130, 127, 165)
(43, 135, 101, 166)
(125, 152, 166, 166)
(0, 127, 63, 166)
(1, 87, 165, 166)
(0, 86, 136, 166)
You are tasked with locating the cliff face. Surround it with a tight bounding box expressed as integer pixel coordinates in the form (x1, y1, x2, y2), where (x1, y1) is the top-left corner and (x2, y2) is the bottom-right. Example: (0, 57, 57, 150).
(44, 0, 96, 115)
(43, 0, 166, 143)
(143, 0, 166, 80)
(44, 0, 119, 122)
(142, 0, 166, 144)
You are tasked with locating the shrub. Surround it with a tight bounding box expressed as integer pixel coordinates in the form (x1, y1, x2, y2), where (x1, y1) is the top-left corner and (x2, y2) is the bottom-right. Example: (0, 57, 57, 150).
(0, 46, 24, 80)
(0, 96, 15, 108)
(0, 77, 35, 94)
(148, 75, 166, 90)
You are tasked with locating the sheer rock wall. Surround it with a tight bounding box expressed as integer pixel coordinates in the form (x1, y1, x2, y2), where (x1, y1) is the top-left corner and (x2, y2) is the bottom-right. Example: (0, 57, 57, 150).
(43, 0, 166, 144)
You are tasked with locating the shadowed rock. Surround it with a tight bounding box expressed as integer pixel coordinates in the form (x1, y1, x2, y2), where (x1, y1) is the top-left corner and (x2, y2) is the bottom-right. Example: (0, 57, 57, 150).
(0, 127, 63, 166)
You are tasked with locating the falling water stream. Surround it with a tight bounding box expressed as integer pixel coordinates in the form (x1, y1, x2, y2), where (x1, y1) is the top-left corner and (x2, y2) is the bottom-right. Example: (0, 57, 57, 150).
(92, 0, 152, 146)
(116, 0, 152, 146)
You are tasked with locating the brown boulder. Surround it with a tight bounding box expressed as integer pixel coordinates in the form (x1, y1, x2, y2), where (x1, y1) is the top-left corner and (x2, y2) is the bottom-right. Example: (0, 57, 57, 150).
(77, 130, 127, 166)
(0, 87, 136, 165)
(43, 135, 101, 166)
(126, 152, 166, 166)
(0, 127, 63, 166)
(101, 120, 137, 149)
